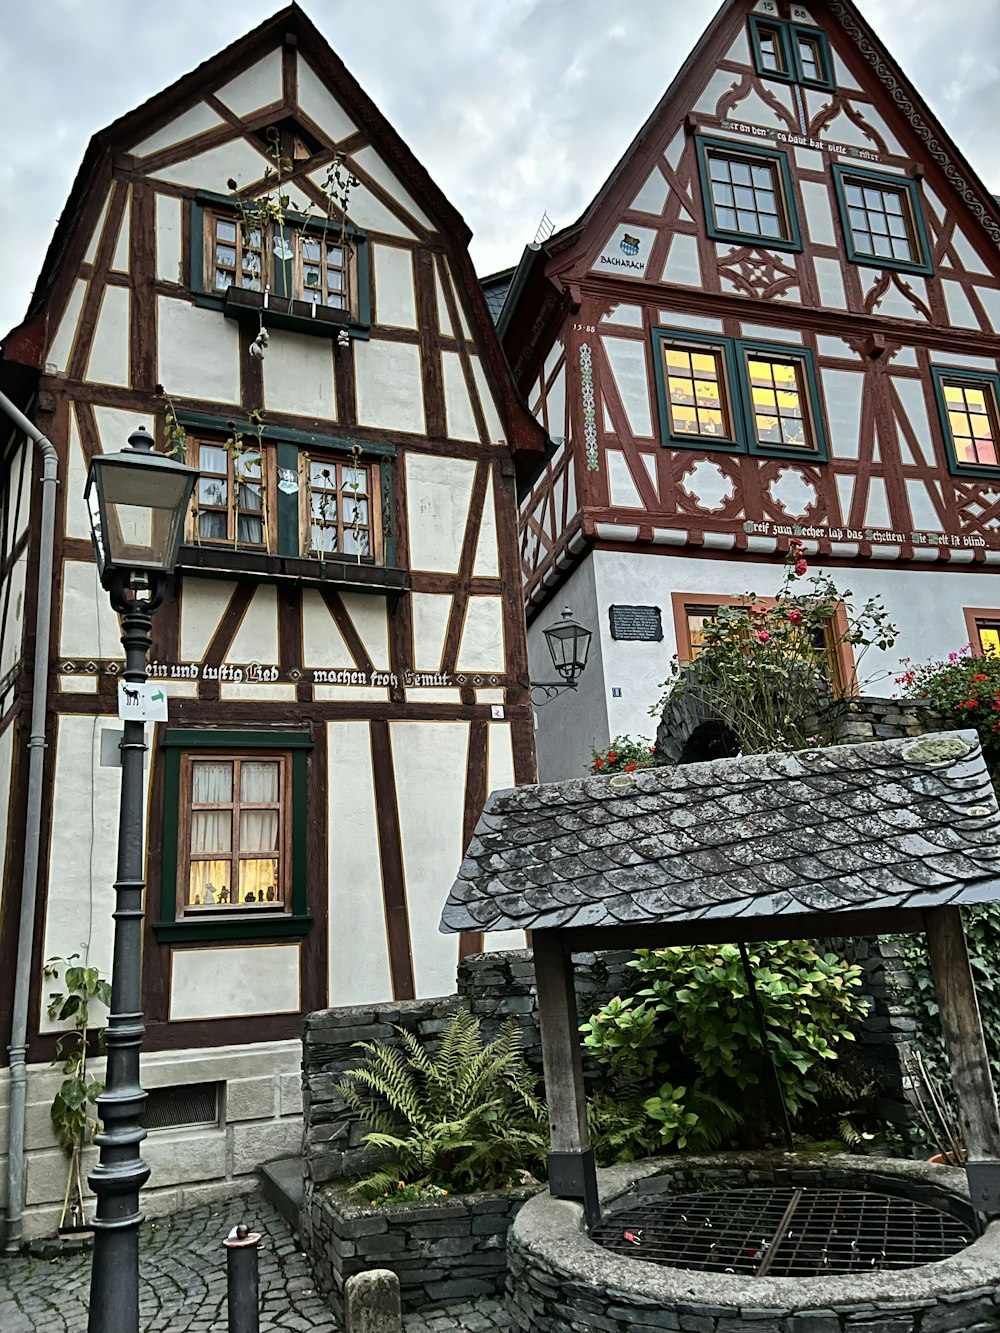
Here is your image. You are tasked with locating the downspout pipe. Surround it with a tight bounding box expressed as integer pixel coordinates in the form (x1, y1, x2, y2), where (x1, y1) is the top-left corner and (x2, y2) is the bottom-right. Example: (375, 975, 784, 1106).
(0, 387, 58, 1252)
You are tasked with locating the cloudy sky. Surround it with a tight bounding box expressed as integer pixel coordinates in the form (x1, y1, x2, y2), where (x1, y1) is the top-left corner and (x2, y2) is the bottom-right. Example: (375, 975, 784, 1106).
(1, 0, 999, 335)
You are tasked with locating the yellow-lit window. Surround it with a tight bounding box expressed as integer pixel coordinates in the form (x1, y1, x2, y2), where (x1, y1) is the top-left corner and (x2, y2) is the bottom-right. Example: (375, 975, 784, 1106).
(943, 380, 1000, 468)
(180, 756, 288, 915)
(976, 622, 1000, 658)
(746, 356, 814, 450)
(664, 345, 733, 442)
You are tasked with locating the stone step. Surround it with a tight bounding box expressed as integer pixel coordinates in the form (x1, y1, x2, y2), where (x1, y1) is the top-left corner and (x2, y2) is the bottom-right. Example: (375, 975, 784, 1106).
(260, 1157, 304, 1233)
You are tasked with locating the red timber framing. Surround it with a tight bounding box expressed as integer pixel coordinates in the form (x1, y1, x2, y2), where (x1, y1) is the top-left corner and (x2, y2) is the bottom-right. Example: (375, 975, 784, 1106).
(0, 2, 542, 1063)
(500, 0, 1000, 621)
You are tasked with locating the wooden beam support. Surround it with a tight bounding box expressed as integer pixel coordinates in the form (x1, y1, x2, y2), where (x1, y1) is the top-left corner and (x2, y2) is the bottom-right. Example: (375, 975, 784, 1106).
(532, 930, 599, 1228)
(923, 906, 1000, 1216)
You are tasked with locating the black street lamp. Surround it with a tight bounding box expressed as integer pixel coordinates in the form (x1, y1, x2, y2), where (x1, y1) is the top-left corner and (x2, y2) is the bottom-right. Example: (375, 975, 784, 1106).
(83, 426, 196, 1333)
(530, 607, 593, 704)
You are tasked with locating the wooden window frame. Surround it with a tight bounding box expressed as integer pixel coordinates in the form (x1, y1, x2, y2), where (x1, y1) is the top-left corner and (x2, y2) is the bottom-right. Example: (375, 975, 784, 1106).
(178, 753, 290, 918)
(652, 329, 829, 462)
(831, 165, 933, 277)
(963, 609, 1000, 658)
(749, 15, 834, 90)
(696, 137, 802, 253)
(931, 366, 1000, 479)
(298, 450, 385, 563)
(671, 592, 856, 696)
(155, 730, 313, 945)
(185, 437, 278, 553)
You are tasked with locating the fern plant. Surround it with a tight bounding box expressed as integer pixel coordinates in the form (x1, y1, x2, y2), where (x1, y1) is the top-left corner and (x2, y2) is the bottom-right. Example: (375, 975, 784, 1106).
(339, 1008, 547, 1200)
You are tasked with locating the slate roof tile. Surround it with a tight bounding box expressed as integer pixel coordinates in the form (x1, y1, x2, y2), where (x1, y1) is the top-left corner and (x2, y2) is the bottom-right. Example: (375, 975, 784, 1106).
(440, 732, 1000, 935)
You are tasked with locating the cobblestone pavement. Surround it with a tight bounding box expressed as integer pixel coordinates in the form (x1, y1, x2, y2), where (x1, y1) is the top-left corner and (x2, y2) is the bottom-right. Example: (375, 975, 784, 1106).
(0, 1195, 509, 1331)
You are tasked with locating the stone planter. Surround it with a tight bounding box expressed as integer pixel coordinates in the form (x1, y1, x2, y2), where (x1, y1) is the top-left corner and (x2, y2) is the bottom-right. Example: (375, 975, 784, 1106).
(302, 1178, 536, 1319)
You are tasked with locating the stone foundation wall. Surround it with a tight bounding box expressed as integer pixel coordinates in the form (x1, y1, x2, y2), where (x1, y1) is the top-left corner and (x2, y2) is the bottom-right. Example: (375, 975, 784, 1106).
(303, 1180, 534, 1319)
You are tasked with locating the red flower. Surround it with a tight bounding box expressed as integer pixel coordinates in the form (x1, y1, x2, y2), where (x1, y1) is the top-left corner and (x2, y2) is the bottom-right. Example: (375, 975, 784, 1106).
(757, 630, 770, 643)
(607, 750, 618, 763)
(594, 756, 604, 769)
(966, 699, 979, 708)
(624, 762, 637, 773)
(788, 609, 803, 624)
(794, 559, 808, 576)
(973, 673, 988, 682)
(789, 537, 803, 549)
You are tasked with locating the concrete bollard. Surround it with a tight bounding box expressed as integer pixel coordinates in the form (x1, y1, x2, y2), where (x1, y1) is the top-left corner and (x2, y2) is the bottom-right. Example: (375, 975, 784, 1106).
(224, 1224, 262, 1333)
(345, 1268, 402, 1333)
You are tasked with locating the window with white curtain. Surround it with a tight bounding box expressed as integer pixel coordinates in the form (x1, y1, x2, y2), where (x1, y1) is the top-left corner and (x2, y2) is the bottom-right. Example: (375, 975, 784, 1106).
(180, 754, 288, 914)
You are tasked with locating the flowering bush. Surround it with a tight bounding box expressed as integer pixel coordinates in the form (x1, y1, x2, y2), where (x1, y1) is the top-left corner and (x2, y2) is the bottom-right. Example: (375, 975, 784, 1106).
(652, 541, 897, 755)
(590, 735, 657, 775)
(896, 645, 1000, 769)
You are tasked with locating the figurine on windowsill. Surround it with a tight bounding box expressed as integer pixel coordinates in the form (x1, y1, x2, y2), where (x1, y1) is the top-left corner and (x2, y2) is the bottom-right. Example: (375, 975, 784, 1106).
(203, 883, 216, 905)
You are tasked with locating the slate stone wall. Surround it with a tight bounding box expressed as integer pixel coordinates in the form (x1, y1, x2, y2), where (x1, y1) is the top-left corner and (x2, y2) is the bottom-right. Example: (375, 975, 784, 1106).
(304, 1180, 536, 1318)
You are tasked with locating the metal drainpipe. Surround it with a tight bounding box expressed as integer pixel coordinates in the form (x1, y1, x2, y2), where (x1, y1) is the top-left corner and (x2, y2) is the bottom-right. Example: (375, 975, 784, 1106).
(0, 386, 58, 1253)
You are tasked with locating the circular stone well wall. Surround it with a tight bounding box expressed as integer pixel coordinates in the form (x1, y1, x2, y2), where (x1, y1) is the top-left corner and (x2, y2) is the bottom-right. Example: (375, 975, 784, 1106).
(506, 1153, 1000, 1333)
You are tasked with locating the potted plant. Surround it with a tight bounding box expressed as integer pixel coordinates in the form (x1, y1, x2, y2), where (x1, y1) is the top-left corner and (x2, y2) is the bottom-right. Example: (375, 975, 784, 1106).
(44, 955, 111, 1243)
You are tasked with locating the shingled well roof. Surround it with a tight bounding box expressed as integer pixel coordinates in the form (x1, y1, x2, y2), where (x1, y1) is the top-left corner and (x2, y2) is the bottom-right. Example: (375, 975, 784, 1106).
(440, 732, 1000, 934)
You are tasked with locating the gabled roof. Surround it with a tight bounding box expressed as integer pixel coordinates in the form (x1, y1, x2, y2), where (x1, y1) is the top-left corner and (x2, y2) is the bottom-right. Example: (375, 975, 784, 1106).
(497, 0, 1000, 332)
(440, 732, 1000, 935)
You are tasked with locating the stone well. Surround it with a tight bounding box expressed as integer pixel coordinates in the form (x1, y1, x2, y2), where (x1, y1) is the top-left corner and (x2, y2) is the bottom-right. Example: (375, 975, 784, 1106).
(506, 1153, 1000, 1333)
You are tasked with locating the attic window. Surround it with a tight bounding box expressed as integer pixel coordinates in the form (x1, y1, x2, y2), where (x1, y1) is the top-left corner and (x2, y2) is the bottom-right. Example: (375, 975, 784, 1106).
(748, 15, 834, 90)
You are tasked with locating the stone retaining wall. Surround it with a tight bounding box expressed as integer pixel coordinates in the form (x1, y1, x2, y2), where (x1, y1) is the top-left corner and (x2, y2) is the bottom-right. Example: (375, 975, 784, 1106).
(303, 1180, 535, 1319)
(507, 1154, 1000, 1333)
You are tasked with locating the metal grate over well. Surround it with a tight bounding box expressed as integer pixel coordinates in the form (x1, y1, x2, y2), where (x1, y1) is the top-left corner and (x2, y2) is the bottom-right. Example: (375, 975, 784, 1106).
(591, 1187, 976, 1277)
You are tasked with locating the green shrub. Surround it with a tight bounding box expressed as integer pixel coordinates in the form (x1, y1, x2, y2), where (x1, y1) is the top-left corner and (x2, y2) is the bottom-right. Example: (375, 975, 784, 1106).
(582, 941, 867, 1158)
(896, 647, 1000, 777)
(339, 1008, 547, 1200)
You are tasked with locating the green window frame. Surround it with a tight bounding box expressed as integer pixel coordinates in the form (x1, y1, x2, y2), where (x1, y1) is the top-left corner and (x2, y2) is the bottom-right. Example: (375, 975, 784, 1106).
(748, 15, 834, 91)
(190, 191, 372, 340)
(173, 411, 397, 568)
(831, 165, 934, 277)
(931, 365, 1000, 478)
(695, 137, 803, 253)
(155, 729, 313, 943)
(652, 328, 829, 463)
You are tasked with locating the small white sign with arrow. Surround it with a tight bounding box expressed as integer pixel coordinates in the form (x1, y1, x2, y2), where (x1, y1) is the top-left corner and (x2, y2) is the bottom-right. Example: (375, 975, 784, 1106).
(117, 680, 169, 723)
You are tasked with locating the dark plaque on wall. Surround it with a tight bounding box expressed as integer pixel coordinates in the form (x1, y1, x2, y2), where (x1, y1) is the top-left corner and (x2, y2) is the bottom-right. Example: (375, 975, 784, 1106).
(608, 604, 663, 642)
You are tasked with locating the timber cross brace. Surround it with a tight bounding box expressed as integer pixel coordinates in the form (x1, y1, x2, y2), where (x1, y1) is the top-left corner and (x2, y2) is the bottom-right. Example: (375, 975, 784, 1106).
(440, 731, 1000, 1227)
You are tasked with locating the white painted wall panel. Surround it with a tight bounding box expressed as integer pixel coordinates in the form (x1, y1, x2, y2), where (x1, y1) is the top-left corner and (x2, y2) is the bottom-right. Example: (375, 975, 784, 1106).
(111, 193, 130, 273)
(411, 593, 452, 671)
(0, 556, 26, 682)
(0, 724, 15, 924)
(943, 280, 981, 330)
(47, 279, 87, 373)
(158, 298, 241, 404)
(435, 266, 455, 336)
(353, 147, 434, 229)
(354, 340, 424, 434)
(471, 471, 500, 577)
(83, 192, 111, 267)
(631, 168, 668, 216)
(800, 180, 835, 247)
(457, 596, 505, 672)
(442, 351, 479, 442)
(155, 193, 184, 284)
(59, 561, 123, 660)
(891, 376, 933, 467)
(40, 714, 150, 1027)
(180, 579, 237, 662)
(814, 258, 846, 310)
(65, 411, 91, 540)
(4, 443, 28, 546)
(338, 180, 417, 240)
(86, 286, 130, 387)
(390, 722, 469, 996)
(93, 406, 151, 455)
(130, 102, 225, 156)
(608, 451, 644, 508)
(949, 230, 991, 277)
(327, 721, 393, 1005)
(662, 234, 701, 287)
(152, 139, 269, 192)
(470, 356, 505, 445)
(170, 945, 299, 1021)
(227, 584, 279, 664)
(822, 369, 863, 460)
(602, 337, 653, 437)
(486, 721, 515, 795)
(215, 49, 283, 117)
(406, 455, 475, 573)
(301, 590, 355, 668)
(340, 593, 390, 670)
(263, 330, 336, 420)
(373, 244, 417, 329)
(546, 365, 566, 439)
(297, 55, 357, 141)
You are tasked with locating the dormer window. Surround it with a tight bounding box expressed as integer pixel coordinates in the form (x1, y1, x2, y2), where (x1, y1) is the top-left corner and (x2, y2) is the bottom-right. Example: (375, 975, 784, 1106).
(749, 14, 834, 90)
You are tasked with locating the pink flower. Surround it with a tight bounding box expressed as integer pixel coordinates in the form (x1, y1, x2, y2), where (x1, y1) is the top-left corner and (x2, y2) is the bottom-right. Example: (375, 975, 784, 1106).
(788, 609, 803, 624)
(757, 630, 770, 643)
(949, 652, 960, 662)
(794, 559, 808, 576)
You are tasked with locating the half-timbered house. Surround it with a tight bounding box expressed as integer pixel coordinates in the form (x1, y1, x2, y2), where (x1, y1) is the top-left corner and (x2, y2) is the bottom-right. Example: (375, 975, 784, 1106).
(497, 0, 1000, 781)
(0, 5, 542, 1237)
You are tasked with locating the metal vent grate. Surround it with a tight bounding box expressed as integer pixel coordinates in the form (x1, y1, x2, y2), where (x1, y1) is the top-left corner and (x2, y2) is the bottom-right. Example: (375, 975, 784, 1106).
(591, 1187, 975, 1277)
(140, 1082, 221, 1131)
